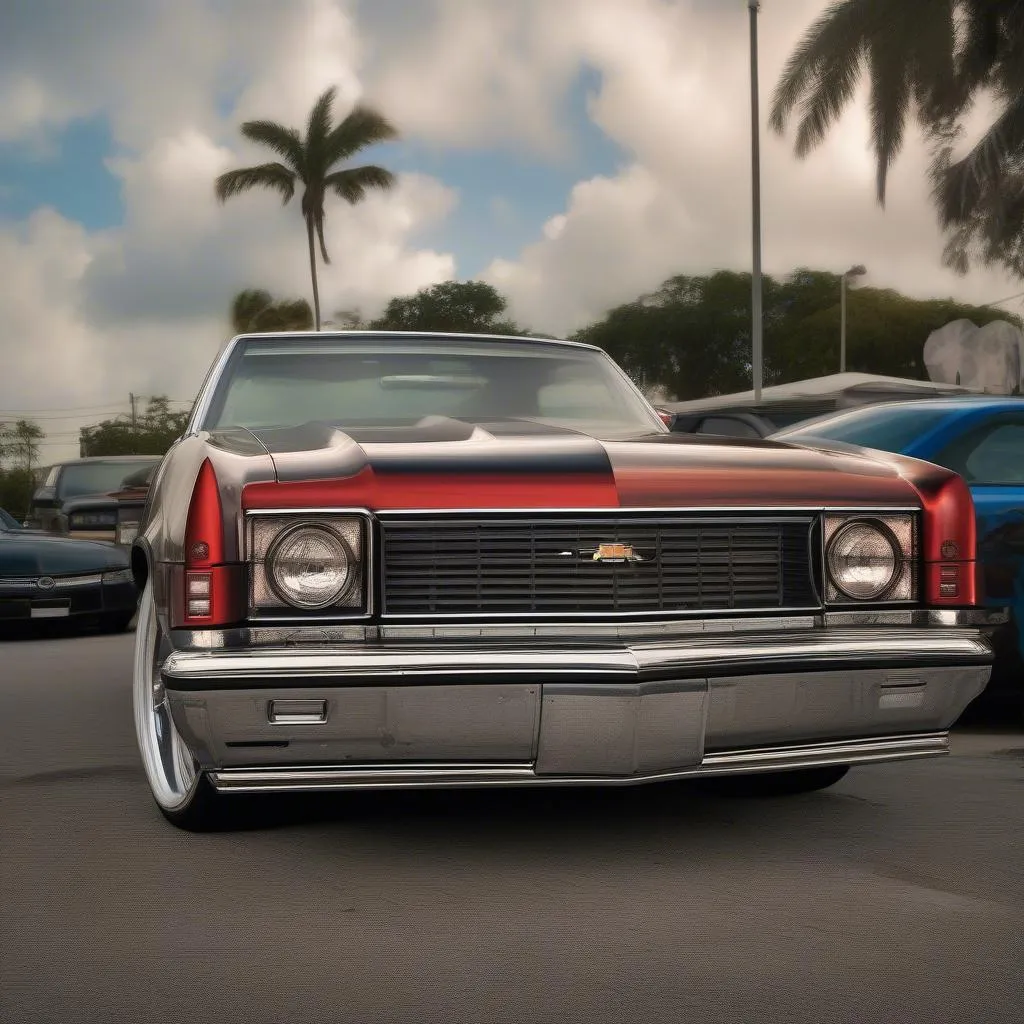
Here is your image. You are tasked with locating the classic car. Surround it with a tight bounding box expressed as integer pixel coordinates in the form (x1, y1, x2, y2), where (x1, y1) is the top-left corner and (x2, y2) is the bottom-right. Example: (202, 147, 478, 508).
(28, 456, 162, 538)
(1, 509, 138, 632)
(131, 331, 999, 831)
(773, 395, 1024, 715)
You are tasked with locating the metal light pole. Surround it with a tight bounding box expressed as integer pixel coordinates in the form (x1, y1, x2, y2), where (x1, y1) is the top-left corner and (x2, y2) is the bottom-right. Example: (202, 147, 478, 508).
(839, 264, 867, 372)
(748, 0, 763, 402)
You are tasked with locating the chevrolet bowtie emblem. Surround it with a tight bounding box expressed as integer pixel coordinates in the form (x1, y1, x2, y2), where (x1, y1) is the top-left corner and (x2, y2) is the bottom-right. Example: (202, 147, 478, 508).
(592, 542, 643, 563)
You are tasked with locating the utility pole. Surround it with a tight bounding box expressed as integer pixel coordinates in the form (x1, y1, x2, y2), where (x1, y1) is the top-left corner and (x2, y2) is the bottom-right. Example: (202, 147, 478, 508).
(130, 392, 138, 441)
(748, 0, 763, 403)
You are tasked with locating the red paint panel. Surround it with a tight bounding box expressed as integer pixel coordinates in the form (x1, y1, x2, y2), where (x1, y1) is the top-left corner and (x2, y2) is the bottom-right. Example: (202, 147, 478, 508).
(612, 466, 915, 508)
(242, 467, 621, 510)
(180, 459, 243, 627)
(906, 469, 979, 606)
(185, 459, 225, 567)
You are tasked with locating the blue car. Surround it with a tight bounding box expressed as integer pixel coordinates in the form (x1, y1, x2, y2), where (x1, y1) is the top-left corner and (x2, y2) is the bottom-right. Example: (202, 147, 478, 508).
(774, 395, 1024, 715)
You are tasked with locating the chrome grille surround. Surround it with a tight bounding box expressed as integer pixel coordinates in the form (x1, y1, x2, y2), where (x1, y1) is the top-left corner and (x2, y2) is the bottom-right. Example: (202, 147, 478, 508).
(378, 511, 821, 619)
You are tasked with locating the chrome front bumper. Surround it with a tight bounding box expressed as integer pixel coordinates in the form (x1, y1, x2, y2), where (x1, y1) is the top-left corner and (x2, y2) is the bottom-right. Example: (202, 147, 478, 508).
(161, 621, 994, 793)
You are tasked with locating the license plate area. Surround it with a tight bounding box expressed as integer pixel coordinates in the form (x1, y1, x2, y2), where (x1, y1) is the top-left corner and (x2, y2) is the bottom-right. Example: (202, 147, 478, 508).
(535, 679, 708, 776)
(31, 602, 71, 619)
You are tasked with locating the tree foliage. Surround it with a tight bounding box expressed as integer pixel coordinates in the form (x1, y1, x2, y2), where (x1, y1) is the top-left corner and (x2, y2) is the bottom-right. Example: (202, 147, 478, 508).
(80, 396, 190, 457)
(572, 268, 1017, 400)
(369, 280, 527, 335)
(216, 87, 398, 329)
(0, 419, 44, 472)
(231, 288, 313, 333)
(770, 0, 1024, 279)
(0, 420, 44, 520)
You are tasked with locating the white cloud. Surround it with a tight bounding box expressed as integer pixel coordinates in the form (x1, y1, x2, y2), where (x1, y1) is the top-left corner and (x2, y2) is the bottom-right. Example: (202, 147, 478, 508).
(369, 0, 580, 156)
(1, 0, 1022, 466)
(480, 0, 1021, 333)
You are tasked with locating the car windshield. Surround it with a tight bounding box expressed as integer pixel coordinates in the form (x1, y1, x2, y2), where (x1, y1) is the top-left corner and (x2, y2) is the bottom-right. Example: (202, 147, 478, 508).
(57, 459, 161, 500)
(0, 509, 21, 530)
(203, 335, 664, 438)
(773, 403, 952, 452)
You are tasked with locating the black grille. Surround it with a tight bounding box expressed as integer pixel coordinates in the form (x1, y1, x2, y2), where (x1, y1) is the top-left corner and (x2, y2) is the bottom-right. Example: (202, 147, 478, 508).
(380, 515, 818, 616)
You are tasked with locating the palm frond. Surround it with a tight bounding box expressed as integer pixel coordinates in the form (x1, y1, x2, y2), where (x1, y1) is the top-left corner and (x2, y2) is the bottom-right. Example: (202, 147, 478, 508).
(306, 86, 336, 158)
(933, 94, 1024, 225)
(215, 163, 296, 204)
(324, 165, 397, 204)
(239, 120, 306, 176)
(768, 0, 871, 140)
(252, 298, 314, 332)
(231, 288, 273, 332)
(324, 105, 399, 164)
(867, 40, 912, 204)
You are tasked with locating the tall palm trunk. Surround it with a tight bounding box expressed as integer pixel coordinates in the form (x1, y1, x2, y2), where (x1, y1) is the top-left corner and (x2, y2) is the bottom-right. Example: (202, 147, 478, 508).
(305, 215, 321, 331)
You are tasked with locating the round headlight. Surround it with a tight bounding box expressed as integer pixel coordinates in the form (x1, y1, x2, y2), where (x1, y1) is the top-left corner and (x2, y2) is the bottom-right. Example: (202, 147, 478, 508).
(827, 520, 899, 601)
(267, 524, 353, 609)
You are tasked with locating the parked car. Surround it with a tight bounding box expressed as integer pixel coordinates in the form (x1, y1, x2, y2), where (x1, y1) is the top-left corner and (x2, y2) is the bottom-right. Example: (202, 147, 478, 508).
(0, 509, 138, 632)
(28, 456, 162, 539)
(665, 372, 977, 439)
(773, 395, 1024, 715)
(57, 463, 159, 547)
(669, 409, 788, 439)
(131, 331, 998, 831)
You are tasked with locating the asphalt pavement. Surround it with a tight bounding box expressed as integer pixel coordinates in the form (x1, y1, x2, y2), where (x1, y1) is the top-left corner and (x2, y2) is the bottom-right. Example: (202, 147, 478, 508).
(1, 628, 1023, 1024)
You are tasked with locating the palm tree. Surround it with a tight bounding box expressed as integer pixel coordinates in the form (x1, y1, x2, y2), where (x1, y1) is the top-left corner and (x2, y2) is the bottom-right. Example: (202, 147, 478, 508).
(769, 0, 1024, 277)
(216, 87, 398, 329)
(230, 288, 313, 333)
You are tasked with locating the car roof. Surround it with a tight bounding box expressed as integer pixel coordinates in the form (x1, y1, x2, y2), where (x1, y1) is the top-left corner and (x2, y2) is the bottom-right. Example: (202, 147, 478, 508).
(53, 455, 162, 466)
(797, 394, 1024, 416)
(226, 329, 602, 353)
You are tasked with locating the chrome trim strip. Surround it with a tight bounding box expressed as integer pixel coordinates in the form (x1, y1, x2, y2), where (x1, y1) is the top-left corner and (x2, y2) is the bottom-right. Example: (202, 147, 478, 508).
(0, 573, 102, 589)
(161, 628, 991, 684)
(372, 505, 922, 517)
(167, 609, 1004, 649)
(375, 606, 825, 622)
(826, 609, 1009, 628)
(376, 615, 819, 639)
(209, 733, 949, 792)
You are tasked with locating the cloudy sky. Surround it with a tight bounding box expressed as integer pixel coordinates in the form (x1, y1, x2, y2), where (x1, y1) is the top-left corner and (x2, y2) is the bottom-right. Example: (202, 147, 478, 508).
(2, 0, 1022, 462)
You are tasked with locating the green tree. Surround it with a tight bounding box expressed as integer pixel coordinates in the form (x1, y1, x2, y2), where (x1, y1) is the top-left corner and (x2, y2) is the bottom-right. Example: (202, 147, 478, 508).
(370, 280, 526, 335)
(231, 288, 313, 333)
(769, 0, 1024, 277)
(572, 272, 763, 400)
(574, 268, 1020, 400)
(80, 396, 190, 457)
(0, 468, 35, 521)
(215, 87, 398, 330)
(0, 419, 44, 473)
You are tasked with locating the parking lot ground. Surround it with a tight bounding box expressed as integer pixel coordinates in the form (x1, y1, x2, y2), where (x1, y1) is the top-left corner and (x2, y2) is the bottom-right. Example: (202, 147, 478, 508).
(1, 631, 1022, 1024)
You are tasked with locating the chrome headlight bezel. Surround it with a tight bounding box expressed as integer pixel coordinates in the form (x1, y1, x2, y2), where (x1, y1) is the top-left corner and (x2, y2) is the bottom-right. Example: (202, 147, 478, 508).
(823, 513, 917, 605)
(247, 510, 372, 619)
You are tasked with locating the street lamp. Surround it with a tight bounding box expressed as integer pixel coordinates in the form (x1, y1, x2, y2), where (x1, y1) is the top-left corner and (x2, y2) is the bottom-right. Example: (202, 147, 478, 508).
(748, 0, 763, 402)
(840, 264, 867, 373)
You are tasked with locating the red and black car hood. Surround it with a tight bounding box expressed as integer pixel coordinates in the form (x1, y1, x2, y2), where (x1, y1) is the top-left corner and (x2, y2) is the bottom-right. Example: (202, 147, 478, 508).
(214, 418, 930, 511)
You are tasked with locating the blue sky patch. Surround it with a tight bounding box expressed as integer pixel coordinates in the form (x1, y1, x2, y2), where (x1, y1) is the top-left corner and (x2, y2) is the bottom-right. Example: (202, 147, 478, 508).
(0, 115, 123, 230)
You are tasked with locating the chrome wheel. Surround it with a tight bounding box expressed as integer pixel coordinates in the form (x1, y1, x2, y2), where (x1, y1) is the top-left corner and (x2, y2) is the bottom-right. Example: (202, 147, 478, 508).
(133, 581, 200, 812)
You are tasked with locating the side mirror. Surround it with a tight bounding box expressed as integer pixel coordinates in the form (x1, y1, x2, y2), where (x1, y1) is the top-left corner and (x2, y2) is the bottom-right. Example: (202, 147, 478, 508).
(656, 409, 677, 429)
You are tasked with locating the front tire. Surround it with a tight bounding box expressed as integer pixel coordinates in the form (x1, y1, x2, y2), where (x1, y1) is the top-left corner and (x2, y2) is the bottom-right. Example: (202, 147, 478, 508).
(132, 581, 223, 831)
(704, 765, 850, 798)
